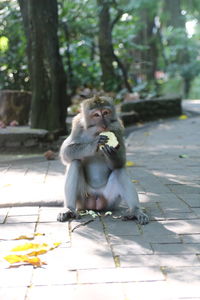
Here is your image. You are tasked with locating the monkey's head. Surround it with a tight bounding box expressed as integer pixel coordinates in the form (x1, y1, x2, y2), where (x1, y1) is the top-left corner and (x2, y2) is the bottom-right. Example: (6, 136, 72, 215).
(81, 96, 117, 133)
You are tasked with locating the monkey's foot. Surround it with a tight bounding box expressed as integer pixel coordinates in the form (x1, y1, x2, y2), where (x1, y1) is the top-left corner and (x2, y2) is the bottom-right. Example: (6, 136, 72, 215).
(122, 208, 149, 225)
(57, 210, 80, 222)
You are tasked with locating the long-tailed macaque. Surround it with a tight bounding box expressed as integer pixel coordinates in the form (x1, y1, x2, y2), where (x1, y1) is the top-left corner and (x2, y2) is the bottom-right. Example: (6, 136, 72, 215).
(57, 96, 149, 225)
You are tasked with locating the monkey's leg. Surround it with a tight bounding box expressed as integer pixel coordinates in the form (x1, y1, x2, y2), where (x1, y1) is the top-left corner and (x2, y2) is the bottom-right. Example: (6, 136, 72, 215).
(104, 169, 149, 225)
(57, 160, 85, 222)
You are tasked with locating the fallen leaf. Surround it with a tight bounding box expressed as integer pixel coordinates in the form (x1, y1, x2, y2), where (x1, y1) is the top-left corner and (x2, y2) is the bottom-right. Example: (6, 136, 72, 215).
(104, 211, 112, 216)
(114, 255, 120, 267)
(15, 235, 34, 241)
(44, 150, 56, 160)
(132, 180, 139, 183)
(2, 184, 12, 188)
(53, 242, 61, 248)
(4, 254, 46, 267)
(3, 242, 61, 268)
(178, 114, 188, 120)
(14, 233, 45, 240)
(179, 154, 189, 158)
(11, 243, 48, 252)
(126, 161, 136, 167)
(144, 132, 150, 136)
(88, 210, 99, 218)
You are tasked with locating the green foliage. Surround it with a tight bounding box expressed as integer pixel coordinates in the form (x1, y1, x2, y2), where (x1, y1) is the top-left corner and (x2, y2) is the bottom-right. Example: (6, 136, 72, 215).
(188, 75, 200, 99)
(0, 0, 30, 90)
(1, 0, 200, 98)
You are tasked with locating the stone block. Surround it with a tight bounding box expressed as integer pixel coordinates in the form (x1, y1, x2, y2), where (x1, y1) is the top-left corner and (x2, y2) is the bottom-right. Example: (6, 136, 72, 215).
(121, 95, 182, 125)
(5, 140, 21, 148)
(23, 138, 38, 147)
(0, 90, 31, 125)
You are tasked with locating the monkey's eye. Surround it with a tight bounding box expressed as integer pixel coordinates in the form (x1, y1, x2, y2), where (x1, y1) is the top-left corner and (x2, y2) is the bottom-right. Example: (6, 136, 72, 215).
(93, 112, 100, 117)
(103, 110, 111, 116)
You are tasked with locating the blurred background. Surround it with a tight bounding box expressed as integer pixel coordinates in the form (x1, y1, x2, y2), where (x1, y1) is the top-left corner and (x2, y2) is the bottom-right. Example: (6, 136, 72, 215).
(0, 0, 200, 132)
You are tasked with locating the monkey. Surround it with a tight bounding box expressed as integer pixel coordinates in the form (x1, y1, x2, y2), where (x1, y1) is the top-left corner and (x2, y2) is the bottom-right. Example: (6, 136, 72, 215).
(57, 95, 149, 225)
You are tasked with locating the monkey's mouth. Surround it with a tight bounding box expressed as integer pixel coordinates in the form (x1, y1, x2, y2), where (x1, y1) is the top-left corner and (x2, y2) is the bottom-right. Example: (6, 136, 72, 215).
(96, 128, 108, 134)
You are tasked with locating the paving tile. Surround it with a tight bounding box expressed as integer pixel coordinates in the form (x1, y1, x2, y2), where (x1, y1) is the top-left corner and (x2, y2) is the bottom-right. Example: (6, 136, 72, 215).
(178, 194, 200, 208)
(0, 287, 27, 300)
(159, 219, 200, 235)
(35, 222, 70, 244)
(72, 232, 107, 248)
(139, 220, 175, 235)
(120, 254, 200, 267)
(167, 184, 200, 194)
(8, 207, 39, 216)
(70, 217, 105, 234)
(162, 211, 197, 220)
(0, 207, 9, 223)
(180, 234, 200, 243)
(6, 215, 38, 224)
(192, 207, 200, 217)
(103, 218, 141, 236)
(0, 267, 33, 287)
(0, 223, 35, 240)
(27, 284, 125, 300)
(109, 232, 181, 244)
(165, 266, 200, 284)
(112, 241, 153, 255)
(77, 267, 165, 284)
(122, 281, 200, 300)
(32, 267, 77, 285)
(38, 207, 63, 222)
(151, 243, 200, 254)
(40, 245, 115, 269)
(143, 202, 165, 220)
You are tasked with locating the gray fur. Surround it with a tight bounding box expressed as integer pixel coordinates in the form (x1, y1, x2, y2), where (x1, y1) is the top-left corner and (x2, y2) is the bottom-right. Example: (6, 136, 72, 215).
(57, 97, 149, 224)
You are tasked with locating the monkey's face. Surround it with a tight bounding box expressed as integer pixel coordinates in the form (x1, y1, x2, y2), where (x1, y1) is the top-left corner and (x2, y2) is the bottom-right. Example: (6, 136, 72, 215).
(89, 107, 112, 133)
(81, 96, 117, 134)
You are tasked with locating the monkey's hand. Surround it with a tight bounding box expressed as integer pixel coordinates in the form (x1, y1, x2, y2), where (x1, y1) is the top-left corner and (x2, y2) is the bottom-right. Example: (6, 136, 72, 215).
(122, 208, 149, 225)
(101, 144, 118, 156)
(57, 210, 80, 222)
(97, 134, 109, 148)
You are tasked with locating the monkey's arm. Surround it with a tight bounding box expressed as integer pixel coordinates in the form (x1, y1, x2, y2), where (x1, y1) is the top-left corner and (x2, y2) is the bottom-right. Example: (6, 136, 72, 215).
(101, 142, 126, 169)
(60, 132, 108, 164)
(100, 126, 126, 169)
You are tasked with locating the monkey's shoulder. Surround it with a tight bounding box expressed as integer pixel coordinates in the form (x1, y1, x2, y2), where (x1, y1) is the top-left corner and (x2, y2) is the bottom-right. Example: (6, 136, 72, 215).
(71, 113, 84, 130)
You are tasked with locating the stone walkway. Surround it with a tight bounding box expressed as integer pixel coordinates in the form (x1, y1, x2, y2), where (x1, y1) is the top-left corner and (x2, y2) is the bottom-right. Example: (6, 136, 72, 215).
(0, 100, 200, 299)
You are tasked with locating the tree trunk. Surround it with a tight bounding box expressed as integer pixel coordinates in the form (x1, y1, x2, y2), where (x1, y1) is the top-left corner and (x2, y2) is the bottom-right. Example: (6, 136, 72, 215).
(164, 0, 191, 97)
(18, 0, 69, 132)
(97, 0, 120, 91)
(133, 8, 158, 86)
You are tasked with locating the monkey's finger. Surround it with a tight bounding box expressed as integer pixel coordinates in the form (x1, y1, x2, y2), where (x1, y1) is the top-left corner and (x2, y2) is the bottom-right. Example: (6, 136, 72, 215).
(98, 135, 109, 144)
(105, 145, 118, 155)
(101, 144, 113, 156)
(109, 146, 118, 153)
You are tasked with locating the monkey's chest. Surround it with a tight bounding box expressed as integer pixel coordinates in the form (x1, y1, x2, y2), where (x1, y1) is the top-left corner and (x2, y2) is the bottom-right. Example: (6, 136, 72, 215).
(83, 156, 111, 189)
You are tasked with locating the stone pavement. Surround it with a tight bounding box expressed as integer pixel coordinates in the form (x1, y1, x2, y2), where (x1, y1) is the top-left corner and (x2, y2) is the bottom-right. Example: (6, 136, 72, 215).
(0, 100, 200, 300)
